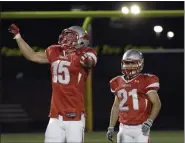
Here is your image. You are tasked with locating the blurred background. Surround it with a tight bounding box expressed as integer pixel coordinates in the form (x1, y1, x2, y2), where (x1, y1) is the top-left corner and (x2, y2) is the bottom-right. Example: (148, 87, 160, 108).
(0, 1, 184, 143)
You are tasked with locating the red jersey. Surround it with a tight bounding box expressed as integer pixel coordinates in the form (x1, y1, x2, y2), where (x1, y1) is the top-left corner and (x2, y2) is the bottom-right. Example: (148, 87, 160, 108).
(45, 45, 97, 120)
(110, 73, 160, 125)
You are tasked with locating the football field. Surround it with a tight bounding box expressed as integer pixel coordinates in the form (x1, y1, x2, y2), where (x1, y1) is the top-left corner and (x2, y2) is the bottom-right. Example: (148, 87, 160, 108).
(1, 131, 183, 143)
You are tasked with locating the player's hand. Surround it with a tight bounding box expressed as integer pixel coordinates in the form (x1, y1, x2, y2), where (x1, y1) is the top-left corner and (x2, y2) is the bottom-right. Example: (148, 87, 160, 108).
(142, 119, 153, 135)
(80, 53, 93, 68)
(106, 127, 114, 142)
(8, 24, 20, 36)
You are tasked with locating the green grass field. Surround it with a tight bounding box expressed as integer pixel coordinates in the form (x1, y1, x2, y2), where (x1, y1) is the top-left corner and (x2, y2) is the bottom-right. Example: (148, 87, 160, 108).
(1, 131, 184, 143)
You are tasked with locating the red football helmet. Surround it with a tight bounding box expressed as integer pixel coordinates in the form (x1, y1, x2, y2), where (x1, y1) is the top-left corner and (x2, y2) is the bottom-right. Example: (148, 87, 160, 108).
(58, 26, 89, 50)
(121, 49, 144, 79)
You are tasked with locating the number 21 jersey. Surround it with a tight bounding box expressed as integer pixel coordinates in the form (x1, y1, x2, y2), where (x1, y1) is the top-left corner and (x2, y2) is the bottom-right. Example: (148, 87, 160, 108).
(45, 45, 97, 120)
(110, 73, 160, 125)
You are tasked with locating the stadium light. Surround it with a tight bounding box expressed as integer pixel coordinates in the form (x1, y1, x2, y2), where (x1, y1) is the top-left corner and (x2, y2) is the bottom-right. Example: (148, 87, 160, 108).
(153, 25, 163, 34)
(130, 5, 140, 14)
(121, 6, 129, 14)
(167, 31, 174, 39)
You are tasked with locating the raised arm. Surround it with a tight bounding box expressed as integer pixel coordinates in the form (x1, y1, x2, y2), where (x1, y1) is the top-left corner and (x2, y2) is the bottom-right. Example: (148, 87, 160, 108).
(9, 24, 49, 64)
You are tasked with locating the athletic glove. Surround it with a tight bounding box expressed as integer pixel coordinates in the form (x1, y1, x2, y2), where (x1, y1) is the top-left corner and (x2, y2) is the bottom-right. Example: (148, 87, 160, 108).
(106, 127, 114, 142)
(80, 53, 93, 68)
(8, 24, 20, 39)
(142, 119, 153, 135)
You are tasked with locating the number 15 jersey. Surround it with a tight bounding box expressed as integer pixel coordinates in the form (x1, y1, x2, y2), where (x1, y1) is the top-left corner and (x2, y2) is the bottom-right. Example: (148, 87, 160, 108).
(45, 45, 97, 120)
(110, 73, 160, 125)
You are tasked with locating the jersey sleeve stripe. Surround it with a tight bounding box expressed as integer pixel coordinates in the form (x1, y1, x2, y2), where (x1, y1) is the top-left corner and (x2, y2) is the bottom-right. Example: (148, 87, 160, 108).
(146, 82, 159, 89)
(110, 88, 115, 93)
(110, 76, 120, 83)
(86, 52, 97, 64)
(146, 90, 158, 95)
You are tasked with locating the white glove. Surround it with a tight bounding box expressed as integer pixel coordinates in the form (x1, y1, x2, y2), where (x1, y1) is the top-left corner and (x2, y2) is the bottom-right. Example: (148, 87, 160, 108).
(142, 119, 153, 135)
(80, 53, 93, 68)
(106, 127, 114, 142)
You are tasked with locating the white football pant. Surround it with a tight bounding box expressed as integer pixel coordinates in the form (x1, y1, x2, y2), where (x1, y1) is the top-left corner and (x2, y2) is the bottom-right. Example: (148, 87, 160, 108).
(44, 114, 85, 143)
(117, 123, 150, 143)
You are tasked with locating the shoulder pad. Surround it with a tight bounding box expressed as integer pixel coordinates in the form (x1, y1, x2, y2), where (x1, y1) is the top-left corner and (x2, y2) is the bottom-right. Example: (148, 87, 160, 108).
(144, 73, 160, 94)
(109, 76, 121, 93)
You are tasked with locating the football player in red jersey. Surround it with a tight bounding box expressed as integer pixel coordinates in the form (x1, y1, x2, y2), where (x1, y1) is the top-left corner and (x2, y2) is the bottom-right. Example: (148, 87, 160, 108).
(9, 24, 97, 143)
(107, 49, 161, 143)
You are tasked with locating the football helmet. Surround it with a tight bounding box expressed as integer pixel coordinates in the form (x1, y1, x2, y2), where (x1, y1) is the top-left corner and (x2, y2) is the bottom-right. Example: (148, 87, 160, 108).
(58, 26, 89, 50)
(121, 49, 144, 78)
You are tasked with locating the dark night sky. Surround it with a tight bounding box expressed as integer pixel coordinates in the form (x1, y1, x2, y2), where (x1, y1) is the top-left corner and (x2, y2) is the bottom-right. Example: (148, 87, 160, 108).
(1, 1, 184, 49)
(1, 1, 184, 11)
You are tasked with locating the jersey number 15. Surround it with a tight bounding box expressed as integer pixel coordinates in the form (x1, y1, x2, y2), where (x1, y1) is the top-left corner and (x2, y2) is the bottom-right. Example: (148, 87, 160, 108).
(52, 60, 71, 84)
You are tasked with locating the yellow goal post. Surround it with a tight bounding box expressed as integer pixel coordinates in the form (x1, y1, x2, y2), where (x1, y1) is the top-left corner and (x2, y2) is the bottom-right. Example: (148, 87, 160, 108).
(1, 10, 184, 132)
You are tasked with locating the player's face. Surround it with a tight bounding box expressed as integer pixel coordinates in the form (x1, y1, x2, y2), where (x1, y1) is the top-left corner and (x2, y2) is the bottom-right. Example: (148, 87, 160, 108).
(62, 32, 77, 45)
(122, 60, 139, 77)
(59, 31, 78, 50)
(123, 61, 138, 68)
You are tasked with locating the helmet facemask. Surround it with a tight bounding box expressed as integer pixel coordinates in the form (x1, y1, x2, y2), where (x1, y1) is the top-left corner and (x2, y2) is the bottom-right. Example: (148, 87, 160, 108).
(58, 29, 78, 50)
(121, 59, 144, 79)
(58, 26, 89, 51)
